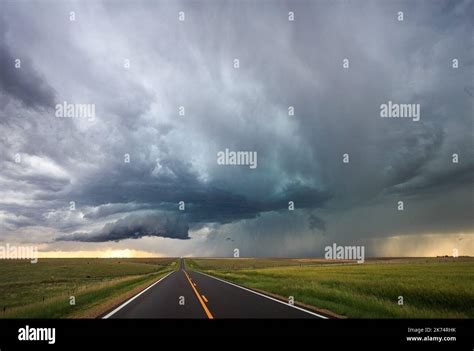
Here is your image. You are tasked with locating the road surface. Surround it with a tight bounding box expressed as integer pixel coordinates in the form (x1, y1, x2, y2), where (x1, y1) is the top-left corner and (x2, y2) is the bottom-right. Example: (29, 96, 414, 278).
(103, 259, 327, 319)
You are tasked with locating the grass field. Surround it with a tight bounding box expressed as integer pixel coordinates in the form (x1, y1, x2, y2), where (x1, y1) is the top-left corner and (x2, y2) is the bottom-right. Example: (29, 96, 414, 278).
(0, 258, 177, 318)
(2, 257, 472, 318)
(186, 257, 474, 318)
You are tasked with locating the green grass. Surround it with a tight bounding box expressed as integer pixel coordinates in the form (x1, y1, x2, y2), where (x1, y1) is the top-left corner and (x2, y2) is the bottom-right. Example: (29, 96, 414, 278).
(0, 258, 177, 318)
(186, 257, 474, 318)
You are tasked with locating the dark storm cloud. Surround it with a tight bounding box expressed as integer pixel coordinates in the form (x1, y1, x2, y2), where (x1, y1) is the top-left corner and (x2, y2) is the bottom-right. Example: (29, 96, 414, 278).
(183, 182, 329, 224)
(83, 202, 154, 219)
(56, 212, 189, 242)
(0, 0, 472, 256)
(70, 157, 329, 229)
(388, 161, 474, 196)
(0, 20, 55, 109)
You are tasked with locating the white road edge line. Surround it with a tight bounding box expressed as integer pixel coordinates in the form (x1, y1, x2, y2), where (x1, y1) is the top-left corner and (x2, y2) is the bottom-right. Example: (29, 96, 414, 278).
(102, 270, 175, 319)
(194, 271, 329, 319)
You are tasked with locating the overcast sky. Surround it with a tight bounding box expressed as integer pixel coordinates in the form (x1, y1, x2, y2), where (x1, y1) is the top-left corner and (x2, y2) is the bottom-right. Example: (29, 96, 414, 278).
(0, 0, 472, 257)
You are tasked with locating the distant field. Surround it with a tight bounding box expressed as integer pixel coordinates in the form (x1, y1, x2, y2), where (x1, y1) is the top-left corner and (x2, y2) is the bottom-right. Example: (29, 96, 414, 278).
(186, 257, 474, 318)
(0, 258, 177, 318)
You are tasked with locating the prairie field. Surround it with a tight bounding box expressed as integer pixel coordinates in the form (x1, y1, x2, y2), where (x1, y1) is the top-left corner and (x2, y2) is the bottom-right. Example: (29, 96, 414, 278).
(186, 257, 474, 318)
(0, 258, 176, 318)
(1, 257, 472, 318)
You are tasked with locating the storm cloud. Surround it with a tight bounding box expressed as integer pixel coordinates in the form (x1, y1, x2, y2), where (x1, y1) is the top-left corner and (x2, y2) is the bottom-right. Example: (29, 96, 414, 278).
(0, 18, 56, 109)
(0, 0, 472, 256)
(56, 212, 189, 242)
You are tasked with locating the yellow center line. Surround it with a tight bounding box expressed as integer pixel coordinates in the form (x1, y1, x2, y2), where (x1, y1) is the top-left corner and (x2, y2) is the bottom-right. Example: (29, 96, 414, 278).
(202, 295, 208, 303)
(184, 270, 214, 319)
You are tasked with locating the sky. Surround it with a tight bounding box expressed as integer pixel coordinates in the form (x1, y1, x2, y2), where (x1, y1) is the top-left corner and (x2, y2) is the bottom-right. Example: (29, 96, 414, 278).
(0, 0, 472, 258)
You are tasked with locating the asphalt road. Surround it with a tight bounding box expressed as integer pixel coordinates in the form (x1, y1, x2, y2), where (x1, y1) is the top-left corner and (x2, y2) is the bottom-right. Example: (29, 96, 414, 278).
(103, 259, 327, 319)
